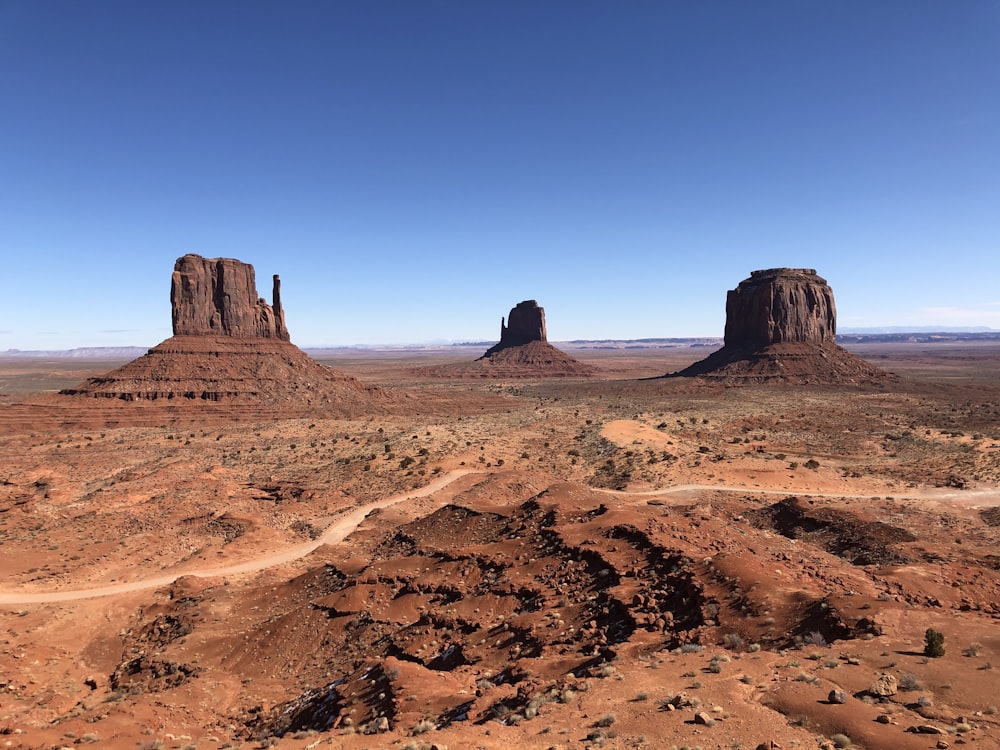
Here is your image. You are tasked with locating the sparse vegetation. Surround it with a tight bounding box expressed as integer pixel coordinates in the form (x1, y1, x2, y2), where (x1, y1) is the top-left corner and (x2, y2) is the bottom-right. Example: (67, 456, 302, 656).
(924, 628, 946, 658)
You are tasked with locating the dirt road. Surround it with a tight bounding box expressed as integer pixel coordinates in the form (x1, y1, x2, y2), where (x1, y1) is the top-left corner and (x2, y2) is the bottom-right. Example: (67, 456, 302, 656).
(2, 471, 993, 605)
(0, 469, 473, 605)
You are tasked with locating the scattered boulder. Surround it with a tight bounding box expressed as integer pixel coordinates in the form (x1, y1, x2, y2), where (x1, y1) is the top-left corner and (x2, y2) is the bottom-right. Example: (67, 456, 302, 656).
(828, 689, 848, 704)
(868, 673, 898, 698)
(909, 724, 946, 735)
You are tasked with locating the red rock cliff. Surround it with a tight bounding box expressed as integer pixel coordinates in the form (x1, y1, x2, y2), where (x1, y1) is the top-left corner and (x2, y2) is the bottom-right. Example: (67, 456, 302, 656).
(498, 300, 547, 347)
(170, 254, 289, 341)
(723, 268, 836, 348)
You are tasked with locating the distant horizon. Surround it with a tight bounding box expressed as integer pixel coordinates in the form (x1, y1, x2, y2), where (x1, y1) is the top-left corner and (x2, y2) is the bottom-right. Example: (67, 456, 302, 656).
(4, 326, 999, 356)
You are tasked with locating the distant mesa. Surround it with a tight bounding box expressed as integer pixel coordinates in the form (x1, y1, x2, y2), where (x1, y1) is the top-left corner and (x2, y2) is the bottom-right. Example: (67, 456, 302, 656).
(413, 300, 594, 379)
(61, 254, 387, 412)
(672, 268, 891, 384)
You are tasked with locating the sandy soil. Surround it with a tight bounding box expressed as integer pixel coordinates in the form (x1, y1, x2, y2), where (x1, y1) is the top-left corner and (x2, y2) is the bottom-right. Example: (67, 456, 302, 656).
(1, 344, 1000, 750)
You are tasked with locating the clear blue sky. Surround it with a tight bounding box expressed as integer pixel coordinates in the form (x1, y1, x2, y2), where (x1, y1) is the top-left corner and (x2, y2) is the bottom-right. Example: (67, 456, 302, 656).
(2, 2, 998, 348)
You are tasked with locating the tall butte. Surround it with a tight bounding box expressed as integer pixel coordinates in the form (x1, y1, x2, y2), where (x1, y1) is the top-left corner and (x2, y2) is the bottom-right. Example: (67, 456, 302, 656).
(474, 300, 593, 377)
(170, 254, 289, 340)
(673, 268, 890, 384)
(61, 254, 386, 413)
(410, 299, 593, 379)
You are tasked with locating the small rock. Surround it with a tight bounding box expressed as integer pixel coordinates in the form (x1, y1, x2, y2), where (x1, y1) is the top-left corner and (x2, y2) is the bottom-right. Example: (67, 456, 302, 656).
(694, 711, 714, 725)
(937, 741, 949, 749)
(875, 714, 891, 724)
(828, 689, 848, 704)
(909, 724, 945, 735)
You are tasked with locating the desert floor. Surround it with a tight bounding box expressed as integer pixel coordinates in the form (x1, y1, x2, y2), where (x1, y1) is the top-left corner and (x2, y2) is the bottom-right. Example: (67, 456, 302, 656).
(1, 343, 999, 750)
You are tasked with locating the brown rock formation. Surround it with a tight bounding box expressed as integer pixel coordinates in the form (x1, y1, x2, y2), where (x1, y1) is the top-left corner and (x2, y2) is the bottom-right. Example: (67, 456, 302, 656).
(673, 268, 891, 384)
(475, 301, 591, 377)
(171, 254, 288, 340)
(409, 300, 593, 379)
(723, 268, 836, 348)
(494, 299, 547, 349)
(472, 339, 594, 378)
(61, 255, 390, 413)
(472, 300, 592, 377)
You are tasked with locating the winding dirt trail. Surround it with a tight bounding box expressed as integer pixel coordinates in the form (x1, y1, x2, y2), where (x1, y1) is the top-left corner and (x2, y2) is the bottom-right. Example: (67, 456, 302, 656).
(0, 469, 473, 605)
(1, 471, 995, 605)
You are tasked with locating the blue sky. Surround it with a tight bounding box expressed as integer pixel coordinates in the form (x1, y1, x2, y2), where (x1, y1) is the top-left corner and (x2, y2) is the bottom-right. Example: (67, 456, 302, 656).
(2, 2, 998, 348)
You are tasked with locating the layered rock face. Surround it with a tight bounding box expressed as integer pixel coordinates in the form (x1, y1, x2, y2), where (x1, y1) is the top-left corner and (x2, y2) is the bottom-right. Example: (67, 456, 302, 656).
(723, 268, 835, 348)
(498, 300, 547, 348)
(674, 268, 890, 385)
(469, 299, 592, 377)
(62, 255, 390, 413)
(171, 254, 288, 340)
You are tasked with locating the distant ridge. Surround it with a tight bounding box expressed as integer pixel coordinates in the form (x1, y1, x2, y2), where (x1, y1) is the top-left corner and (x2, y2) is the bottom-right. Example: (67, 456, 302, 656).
(5, 331, 1000, 359)
(2, 347, 150, 359)
(841, 326, 997, 334)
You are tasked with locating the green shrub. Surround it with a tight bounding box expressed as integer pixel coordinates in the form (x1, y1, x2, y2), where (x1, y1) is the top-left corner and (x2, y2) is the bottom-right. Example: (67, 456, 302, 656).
(924, 628, 945, 658)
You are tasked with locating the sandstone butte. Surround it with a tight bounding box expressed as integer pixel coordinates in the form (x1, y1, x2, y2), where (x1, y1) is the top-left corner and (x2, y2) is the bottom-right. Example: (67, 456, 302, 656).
(673, 267, 891, 384)
(414, 299, 594, 379)
(60, 254, 387, 413)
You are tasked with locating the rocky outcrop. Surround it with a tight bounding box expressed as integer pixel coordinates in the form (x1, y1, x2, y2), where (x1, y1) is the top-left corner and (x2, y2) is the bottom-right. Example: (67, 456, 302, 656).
(471, 300, 591, 377)
(723, 268, 835, 348)
(61, 255, 391, 413)
(411, 301, 593, 378)
(496, 300, 547, 348)
(673, 268, 891, 385)
(171, 254, 288, 340)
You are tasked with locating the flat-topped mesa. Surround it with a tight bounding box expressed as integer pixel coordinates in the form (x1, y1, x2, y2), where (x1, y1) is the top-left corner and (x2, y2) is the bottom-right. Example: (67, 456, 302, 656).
(171, 254, 289, 340)
(724, 268, 836, 349)
(672, 267, 891, 384)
